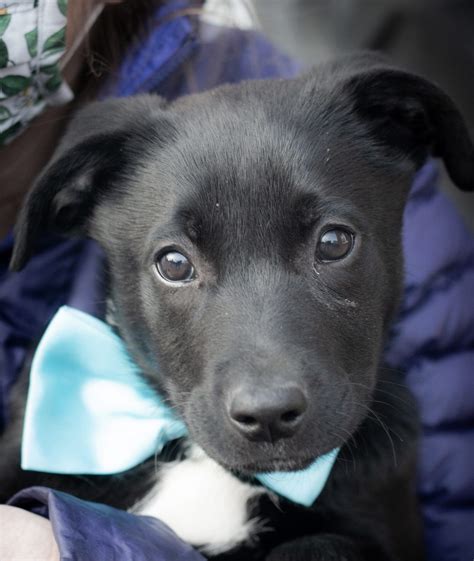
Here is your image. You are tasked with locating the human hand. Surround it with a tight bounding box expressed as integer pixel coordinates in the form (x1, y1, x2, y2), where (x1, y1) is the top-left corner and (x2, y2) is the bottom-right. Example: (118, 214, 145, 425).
(0, 505, 59, 561)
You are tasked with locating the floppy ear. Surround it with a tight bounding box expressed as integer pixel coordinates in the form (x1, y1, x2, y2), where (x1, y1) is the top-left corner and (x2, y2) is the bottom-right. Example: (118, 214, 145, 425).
(339, 54, 474, 191)
(9, 95, 169, 271)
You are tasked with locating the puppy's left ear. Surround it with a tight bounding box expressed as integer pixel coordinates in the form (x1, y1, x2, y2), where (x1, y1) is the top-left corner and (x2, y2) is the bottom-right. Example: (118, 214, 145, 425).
(10, 95, 170, 271)
(341, 55, 474, 191)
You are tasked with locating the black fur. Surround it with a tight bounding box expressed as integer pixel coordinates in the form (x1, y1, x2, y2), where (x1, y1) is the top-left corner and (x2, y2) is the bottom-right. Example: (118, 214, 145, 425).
(2, 53, 473, 560)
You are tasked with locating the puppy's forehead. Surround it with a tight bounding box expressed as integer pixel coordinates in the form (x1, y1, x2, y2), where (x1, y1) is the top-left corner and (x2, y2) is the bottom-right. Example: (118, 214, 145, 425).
(154, 91, 330, 210)
(125, 82, 402, 260)
(162, 110, 322, 253)
(156, 81, 384, 210)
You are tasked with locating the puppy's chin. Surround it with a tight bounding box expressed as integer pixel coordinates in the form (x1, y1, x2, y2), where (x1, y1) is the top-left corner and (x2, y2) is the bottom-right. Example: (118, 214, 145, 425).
(192, 437, 338, 476)
(217, 456, 317, 476)
(183, 415, 351, 477)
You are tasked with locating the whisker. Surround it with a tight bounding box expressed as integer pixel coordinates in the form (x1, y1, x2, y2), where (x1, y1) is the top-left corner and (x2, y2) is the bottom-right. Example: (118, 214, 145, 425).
(366, 409, 398, 467)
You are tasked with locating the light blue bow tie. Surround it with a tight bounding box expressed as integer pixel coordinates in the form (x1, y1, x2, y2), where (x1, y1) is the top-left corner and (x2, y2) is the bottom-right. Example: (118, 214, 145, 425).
(22, 306, 339, 507)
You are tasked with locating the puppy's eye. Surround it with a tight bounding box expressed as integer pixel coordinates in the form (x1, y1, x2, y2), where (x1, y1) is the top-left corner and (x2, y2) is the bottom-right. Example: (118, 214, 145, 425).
(156, 251, 195, 283)
(316, 228, 354, 262)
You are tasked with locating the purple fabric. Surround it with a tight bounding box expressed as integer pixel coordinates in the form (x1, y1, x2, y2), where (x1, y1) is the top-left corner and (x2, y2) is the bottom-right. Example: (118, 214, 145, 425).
(101, 1, 199, 99)
(385, 163, 474, 561)
(8, 487, 204, 561)
(159, 24, 300, 98)
(1, 3, 473, 560)
(0, 236, 87, 429)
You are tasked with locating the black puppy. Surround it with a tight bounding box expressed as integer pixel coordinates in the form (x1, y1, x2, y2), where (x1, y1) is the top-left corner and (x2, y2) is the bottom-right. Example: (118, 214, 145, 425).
(1, 53, 473, 560)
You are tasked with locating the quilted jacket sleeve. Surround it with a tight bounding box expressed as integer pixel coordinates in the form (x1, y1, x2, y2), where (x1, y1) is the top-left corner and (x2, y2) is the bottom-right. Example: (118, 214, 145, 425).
(8, 487, 205, 561)
(385, 161, 474, 561)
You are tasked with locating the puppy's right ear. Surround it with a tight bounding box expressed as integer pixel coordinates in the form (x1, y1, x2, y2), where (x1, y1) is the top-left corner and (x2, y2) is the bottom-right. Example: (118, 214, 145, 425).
(9, 95, 169, 272)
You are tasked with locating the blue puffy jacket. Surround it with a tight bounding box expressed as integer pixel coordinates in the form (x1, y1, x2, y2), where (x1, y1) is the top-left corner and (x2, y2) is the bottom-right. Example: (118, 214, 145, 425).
(1, 3, 473, 560)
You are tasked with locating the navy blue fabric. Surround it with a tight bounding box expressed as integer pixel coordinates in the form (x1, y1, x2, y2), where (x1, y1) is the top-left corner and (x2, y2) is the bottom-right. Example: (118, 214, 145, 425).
(0, 235, 93, 429)
(1, 3, 473, 560)
(159, 24, 300, 98)
(8, 487, 204, 561)
(100, 0, 199, 99)
(386, 164, 474, 561)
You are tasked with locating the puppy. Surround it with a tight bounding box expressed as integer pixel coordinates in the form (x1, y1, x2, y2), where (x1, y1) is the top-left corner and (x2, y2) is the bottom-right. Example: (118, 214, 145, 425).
(1, 53, 473, 560)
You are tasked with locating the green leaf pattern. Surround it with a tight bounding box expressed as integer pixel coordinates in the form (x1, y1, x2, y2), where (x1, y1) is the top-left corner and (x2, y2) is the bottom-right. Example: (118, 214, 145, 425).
(0, 1, 69, 145)
(0, 14, 12, 38)
(0, 74, 31, 96)
(0, 40, 8, 68)
(25, 28, 38, 58)
(43, 27, 66, 54)
(57, 0, 68, 17)
(0, 105, 11, 121)
(40, 64, 62, 92)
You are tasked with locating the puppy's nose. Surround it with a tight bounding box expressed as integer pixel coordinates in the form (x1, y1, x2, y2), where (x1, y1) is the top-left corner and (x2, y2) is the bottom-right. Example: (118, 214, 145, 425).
(228, 385, 307, 443)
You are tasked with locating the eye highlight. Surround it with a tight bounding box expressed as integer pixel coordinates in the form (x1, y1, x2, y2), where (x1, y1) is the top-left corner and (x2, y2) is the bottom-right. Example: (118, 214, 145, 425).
(316, 228, 354, 262)
(155, 250, 195, 284)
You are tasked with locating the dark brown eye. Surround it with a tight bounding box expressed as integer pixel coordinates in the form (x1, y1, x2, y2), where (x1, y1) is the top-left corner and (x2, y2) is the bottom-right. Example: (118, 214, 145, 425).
(316, 228, 354, 262)
(156, 251, 195, 283)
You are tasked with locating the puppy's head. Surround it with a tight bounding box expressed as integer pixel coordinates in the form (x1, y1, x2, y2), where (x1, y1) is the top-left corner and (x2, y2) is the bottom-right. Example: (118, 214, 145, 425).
(11, 54, 473, 474)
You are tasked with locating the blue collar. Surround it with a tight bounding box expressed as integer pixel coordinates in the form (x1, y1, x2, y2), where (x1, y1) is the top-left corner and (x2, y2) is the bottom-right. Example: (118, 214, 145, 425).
(22, 306, 339, 507)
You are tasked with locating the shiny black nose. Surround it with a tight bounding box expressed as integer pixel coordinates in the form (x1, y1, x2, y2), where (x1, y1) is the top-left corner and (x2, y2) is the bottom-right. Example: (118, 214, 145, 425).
(228, 385, 307, 443)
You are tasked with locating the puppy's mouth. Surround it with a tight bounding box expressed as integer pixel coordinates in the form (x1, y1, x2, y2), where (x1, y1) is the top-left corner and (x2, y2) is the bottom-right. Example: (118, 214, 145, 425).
(217, 455, 316, 476)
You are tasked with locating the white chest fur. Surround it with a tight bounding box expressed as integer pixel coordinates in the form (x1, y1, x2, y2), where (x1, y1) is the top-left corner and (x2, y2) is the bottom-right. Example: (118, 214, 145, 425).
(134, 446, 268, 555)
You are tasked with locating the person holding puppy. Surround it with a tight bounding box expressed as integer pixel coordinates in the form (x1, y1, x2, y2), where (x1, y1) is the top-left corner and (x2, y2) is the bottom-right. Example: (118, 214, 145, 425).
(0, 1, 473, 561)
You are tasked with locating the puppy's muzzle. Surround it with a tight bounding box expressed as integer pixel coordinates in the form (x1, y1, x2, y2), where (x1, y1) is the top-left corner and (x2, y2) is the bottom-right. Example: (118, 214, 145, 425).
(228, 384, 308, 443)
